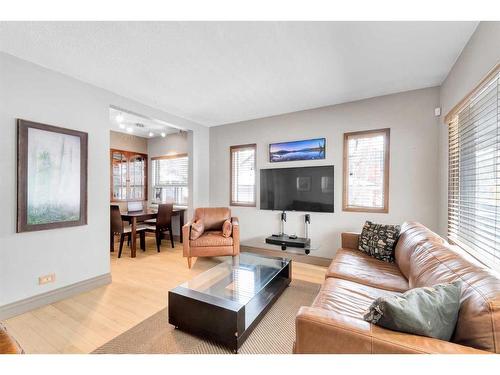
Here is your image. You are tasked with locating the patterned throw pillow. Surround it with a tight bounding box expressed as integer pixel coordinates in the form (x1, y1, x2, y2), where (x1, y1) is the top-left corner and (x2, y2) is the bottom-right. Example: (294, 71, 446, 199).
(364, 281, 462, 341)
(358, 221, 401, 262)
(222, 220, 232, 238)
(190, 219, 205, 240)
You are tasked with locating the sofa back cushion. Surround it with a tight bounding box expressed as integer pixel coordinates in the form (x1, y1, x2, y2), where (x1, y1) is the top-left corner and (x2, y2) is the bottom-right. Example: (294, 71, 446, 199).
(194, 207, 231, 231)
(394, 222, 445, 278)
(409, 241, 500, 353)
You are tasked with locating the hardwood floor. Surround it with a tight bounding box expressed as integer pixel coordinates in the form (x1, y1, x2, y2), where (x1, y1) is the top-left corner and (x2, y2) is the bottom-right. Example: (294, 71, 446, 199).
(2, 237, 326, 354)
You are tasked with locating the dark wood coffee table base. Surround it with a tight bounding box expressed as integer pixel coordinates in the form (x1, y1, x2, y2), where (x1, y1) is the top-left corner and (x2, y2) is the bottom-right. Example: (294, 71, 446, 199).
(168, 261, 292, 353)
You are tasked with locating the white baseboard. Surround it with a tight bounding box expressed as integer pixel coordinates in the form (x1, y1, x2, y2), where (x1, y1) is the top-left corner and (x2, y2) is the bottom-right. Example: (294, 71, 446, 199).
(0, 273, 112, 320)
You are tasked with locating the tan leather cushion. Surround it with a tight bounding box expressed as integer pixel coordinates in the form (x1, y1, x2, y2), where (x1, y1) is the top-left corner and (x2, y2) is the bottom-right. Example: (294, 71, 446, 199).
(222, 220, 232, 238)
(394, 222, 445, 278)
(312, 278, 400, 320)
(409, 241, 500, 353)
(190, 231, 234, 247)
(190, 219, 204, 240)
(327, 248, 409, 292)
(194, 207, 231, 231)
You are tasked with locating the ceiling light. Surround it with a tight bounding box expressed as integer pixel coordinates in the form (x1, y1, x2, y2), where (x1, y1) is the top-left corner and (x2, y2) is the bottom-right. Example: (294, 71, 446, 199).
(161, 132, 166, 138)
(115, 113, 124, 123)
(126, 127, 133, 133)
(148, 132, 154, 137)
(119, 123, 126, 129)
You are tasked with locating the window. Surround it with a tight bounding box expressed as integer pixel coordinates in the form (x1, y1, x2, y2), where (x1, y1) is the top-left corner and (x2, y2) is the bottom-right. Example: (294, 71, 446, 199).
(447, 66, 499, 269)
(343, 128, 390, 213)
(230, 144, 256, 206)
(151, 154, 188, 206)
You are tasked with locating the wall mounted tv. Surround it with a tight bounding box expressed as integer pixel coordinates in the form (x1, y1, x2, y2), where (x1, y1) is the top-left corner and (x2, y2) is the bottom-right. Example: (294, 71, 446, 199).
(260, 166, 334, 213)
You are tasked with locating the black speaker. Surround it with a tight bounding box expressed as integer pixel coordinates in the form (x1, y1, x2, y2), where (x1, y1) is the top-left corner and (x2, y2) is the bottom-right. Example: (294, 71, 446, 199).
(305, 214, 310, 224)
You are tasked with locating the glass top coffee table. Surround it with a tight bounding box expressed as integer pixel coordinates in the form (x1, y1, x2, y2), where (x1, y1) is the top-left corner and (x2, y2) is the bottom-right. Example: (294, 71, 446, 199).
(168, 253, 292, 352)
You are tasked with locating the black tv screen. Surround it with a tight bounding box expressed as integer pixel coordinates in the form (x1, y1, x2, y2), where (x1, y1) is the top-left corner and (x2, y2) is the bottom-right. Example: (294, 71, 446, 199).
(260, 166, 334, 213)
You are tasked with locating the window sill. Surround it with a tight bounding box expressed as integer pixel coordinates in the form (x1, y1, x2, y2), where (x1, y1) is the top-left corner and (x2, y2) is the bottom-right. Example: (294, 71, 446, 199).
(342, 206, 388, 213)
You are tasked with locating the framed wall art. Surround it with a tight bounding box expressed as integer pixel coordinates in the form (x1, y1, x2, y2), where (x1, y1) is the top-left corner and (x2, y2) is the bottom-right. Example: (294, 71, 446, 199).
(17, 119, 88, 232)
(269, 138, 326, 162)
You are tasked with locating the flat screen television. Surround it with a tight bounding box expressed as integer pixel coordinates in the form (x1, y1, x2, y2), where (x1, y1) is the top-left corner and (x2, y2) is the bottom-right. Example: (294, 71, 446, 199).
(260, 165, 334, 213)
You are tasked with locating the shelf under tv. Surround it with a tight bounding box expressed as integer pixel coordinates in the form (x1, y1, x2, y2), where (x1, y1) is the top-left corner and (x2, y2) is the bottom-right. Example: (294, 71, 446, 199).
(265, 234, 311, 254)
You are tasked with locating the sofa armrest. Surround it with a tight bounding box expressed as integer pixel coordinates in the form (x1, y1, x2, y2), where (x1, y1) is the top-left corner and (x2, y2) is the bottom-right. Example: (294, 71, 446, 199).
(231, 217, 240, 255)
(341, 232, 360, 250)
(182, 221, 193, 257)
(295, 307, 485, 354)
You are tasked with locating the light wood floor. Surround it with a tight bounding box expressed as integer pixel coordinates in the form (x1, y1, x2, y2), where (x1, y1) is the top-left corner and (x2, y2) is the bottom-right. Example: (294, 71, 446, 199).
(3, 238, 326, 354)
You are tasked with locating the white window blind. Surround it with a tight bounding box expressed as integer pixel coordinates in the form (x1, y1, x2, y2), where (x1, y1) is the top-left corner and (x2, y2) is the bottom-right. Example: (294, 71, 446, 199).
(448, 71, 500, 269)
(230, 144, 256, 206)
(152, 155, 188, 205)
(344, 129, 390, 212)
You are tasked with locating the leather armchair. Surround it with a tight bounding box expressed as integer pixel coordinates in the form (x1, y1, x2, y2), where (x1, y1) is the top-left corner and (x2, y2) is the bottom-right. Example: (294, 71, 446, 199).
(182, 207, 240, 268)
(1, 323, 23, 354)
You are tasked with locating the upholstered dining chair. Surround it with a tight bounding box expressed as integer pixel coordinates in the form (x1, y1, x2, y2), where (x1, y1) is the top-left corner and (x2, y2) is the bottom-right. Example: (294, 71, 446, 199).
(182, 207, 240, 268)
(145, 203, 174, 251)
(110, 205, 147, 258)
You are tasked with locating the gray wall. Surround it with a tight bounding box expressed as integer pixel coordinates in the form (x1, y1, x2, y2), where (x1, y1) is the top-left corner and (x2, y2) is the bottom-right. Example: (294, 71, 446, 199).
(0, 52, 209, 307)
(209, 87, 441, 258)
(110, 130, 148, 154)
(438, 22, 500, 236)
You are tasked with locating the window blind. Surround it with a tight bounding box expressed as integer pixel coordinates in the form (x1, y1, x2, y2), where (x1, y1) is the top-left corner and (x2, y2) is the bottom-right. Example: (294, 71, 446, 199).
(152, 155, 188, 205)
(448, 72, 500, 269)
(343, 129, 390, 212)
(231, 145, 256, 206)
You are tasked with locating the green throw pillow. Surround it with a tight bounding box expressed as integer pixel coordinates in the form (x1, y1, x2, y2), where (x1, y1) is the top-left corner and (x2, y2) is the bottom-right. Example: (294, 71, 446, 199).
(363, 281, 462, 341)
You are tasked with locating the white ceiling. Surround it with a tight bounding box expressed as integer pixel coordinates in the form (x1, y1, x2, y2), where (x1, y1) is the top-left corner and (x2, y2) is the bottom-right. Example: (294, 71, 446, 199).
(0, 22, 478, 126)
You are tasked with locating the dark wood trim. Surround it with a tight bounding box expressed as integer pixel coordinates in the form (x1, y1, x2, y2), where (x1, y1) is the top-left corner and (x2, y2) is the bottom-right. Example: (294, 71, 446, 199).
(17, 119, 88, 233)
(342, 128, 390, 214)
(229, 144, 257, 207)
(151, 153, 188, 160)
(110, 148, 148, 202)
(241, 246, 331, 267)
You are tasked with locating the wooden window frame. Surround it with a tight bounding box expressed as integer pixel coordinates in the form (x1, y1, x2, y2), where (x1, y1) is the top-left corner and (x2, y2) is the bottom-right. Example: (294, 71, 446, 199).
(110, 148, 148, 202)
(230, 144, 257, 207)
(342, 128, 390, 213)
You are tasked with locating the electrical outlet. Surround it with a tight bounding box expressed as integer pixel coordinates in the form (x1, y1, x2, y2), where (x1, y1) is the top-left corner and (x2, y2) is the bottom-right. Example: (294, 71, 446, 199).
(39, 273, 55, 285)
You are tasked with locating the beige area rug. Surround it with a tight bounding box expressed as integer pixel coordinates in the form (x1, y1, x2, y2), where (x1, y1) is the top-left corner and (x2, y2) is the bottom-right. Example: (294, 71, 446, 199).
(92, 279, 320, 354)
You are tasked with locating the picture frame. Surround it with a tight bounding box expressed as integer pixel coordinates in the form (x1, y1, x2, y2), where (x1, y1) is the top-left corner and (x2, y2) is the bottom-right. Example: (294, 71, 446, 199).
(269, 137, 326, 162)
(17, 119, 88, 233)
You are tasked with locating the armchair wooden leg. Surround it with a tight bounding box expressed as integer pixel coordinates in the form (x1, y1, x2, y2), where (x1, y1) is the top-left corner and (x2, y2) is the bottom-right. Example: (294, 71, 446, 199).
(110, 233, 114, 252)
(187, 257, 192, 269)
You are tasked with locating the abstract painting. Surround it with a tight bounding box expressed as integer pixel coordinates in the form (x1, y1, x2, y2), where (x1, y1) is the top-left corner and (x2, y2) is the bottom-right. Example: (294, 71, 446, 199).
(17, 119, 87, 232)
(269, 138, 326, 162)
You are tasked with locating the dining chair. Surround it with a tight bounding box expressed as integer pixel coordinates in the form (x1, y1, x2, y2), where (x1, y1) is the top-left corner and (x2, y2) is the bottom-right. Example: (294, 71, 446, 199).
(110, 205, 147, 258)
(145, 203, 174, 251)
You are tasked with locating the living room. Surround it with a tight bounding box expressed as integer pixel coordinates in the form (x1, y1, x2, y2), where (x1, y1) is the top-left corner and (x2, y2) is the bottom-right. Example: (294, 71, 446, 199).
(1, 1, 500, 373)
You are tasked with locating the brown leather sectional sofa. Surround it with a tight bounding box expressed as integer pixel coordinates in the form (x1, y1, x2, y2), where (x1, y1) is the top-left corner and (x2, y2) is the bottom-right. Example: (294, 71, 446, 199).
(294, 222, 500, 354)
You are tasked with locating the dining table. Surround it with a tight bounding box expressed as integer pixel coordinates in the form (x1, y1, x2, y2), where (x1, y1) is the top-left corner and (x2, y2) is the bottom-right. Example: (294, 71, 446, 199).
(120, 207, 187, 258)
